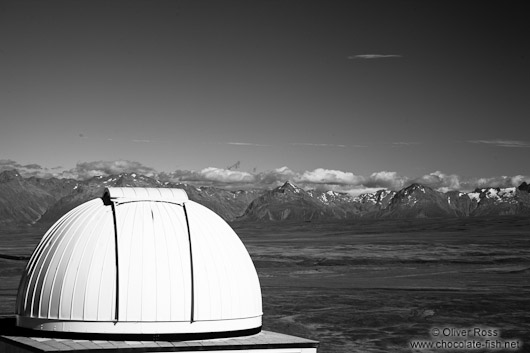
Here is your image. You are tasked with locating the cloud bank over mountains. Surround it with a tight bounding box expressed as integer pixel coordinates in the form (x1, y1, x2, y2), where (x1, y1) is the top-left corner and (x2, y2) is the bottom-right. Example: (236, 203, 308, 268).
(1, 159, 528, 196)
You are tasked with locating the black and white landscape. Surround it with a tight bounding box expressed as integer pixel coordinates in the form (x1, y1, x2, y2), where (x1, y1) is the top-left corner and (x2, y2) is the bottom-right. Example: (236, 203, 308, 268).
(1, 169, 529, 352)
(1, 1, 529, 352)
(1, 169, 529, 228)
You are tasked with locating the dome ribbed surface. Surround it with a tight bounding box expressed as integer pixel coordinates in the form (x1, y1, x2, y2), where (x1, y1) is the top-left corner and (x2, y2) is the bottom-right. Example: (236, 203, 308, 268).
(16, 187, 262, 334)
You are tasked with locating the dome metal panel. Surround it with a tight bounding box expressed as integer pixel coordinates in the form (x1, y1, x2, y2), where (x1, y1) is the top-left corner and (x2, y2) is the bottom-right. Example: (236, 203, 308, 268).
(18, 199, 117, 321)
(185, 201, 262, 321)
(16, 187, 262, 335)
(114, 200, 192, 322)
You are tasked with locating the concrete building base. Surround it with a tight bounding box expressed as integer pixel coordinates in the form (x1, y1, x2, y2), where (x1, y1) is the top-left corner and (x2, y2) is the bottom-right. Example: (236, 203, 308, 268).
(1, 318, 318, 353)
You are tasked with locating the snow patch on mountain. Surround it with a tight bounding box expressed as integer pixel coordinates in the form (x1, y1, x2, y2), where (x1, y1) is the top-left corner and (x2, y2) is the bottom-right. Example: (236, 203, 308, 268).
(467, 192, 480, 202)
(353, 189, 393, 204)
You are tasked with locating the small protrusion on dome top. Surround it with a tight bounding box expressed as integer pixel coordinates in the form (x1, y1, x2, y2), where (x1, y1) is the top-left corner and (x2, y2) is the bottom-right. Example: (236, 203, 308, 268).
(103, 187, 189, 204)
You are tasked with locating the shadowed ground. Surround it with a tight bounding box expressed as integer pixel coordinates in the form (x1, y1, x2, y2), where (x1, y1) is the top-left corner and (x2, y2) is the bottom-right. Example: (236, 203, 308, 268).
(234, 217, 530, 353)
(1, 217, 529, 352)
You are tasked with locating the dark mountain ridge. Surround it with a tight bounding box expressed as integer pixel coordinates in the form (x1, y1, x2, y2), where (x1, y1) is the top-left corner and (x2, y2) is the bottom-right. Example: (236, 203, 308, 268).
(1, 169, 529, 227)
(241, 181, 336, 221)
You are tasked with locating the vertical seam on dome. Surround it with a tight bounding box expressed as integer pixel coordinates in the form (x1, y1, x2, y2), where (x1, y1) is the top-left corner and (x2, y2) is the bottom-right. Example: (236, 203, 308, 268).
(151, 204, 158, 321)
(119, 201, 134, 321)
(183, 202, 195, 323)
(139, 202, 145, 320)
(110, 199, 120, 322)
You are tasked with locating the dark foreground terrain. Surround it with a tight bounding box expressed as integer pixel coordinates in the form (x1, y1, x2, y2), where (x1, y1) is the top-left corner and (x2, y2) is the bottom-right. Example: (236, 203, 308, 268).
(234, 217, 530, 353)
(1, 217, 529, 352)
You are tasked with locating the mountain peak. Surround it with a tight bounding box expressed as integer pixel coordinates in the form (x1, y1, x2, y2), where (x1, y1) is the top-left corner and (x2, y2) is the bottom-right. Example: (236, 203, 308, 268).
(407, 183, 426, 190)
(518, 182, 530, 193)
(278, 181, 303, 194)
(400, 183, 434, 195)
(0, 169, 23, 182)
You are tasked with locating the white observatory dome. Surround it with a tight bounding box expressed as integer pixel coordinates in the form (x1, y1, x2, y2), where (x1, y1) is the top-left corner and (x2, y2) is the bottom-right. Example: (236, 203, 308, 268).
(15, 187, 262, 335)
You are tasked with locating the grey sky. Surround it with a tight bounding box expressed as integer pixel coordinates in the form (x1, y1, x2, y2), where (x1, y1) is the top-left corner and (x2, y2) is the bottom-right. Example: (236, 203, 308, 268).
(1, 0, 528, 183)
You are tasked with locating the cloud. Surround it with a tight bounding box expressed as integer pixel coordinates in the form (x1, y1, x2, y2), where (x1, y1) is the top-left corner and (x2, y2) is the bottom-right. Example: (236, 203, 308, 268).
(0, 159, 53, 178)
(132, 139, 151, 143)
(253, 168, 398, 196)
(199, 167, 255, 183)
(162, 167, 255, 187)
(0, 159, 20, 169)
(255, 166, 297, 186)
(468, 140, 530, 148)
(366, 171, 408, 189)
(23, 163, 43, 170)
(392, 141, 422, 146)
(348, 54, 402, 59)
(472, 175, 530, 189)
(105, 162, 530, 195)
(61, 160, 157, 179)
(3, 158, 530, 196)
(298, 168, 364, 185)
(225, 142, 272, 147)
(412, 171, 462, 191)
(410, 171, 530, 192)
(345, 187, 387, 197)
(253, 167, 367, 190)
(158, 169, 201, 182)
(291, 143, 348, 148)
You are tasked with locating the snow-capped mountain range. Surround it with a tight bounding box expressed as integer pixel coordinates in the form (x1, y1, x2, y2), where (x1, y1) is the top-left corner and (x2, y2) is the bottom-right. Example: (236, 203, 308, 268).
(1, 169, 529, 227)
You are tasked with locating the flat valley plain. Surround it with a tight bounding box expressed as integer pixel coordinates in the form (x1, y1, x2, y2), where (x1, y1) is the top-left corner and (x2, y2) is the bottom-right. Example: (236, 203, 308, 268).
(1, 216, 530, 352)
